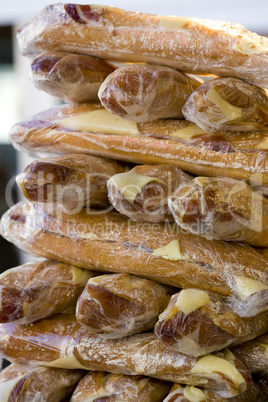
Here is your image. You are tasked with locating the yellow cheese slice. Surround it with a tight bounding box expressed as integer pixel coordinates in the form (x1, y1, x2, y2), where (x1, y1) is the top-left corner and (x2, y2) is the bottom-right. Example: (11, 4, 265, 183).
(40, 356, 88, 370)
(234, 275, 268, 300)
(206, 88, 243, 121)
(159, 15, 190, 29)
(183, 386, 206, 402)
(170, 124, 206, 140)
(0, 375, 28, 402)
(153, 239, 185, 260)
(175, 289, 210, 315)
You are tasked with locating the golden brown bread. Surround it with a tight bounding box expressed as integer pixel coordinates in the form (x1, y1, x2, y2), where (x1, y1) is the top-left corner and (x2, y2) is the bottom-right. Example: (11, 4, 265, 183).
(232, 333, 268, 374)
(0, 260, 92, 324)
(9, 103, 268, 194)
(76, 273, 172, 338)
(71, 371, 170, 401)
(31, 51, 115, 103)
(154, 288, 268, 356)
(107, 164, 192, 222)
(1, 201, 268, 318)
(17, 4, 268, 88)
(0, 363, 84, 402)
(182, 77, 268, 133)
(16, 153, 126, 210)
(0, 314, 252, 398)
(169, 176, 268, 247)
(98, 63, 201, 122)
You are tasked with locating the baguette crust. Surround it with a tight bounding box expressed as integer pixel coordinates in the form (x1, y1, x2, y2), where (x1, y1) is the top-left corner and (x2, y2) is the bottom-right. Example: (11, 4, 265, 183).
(31, 52, 115, 103)
(169, 176, 268, 247)
(1, 202, 268, 318)
(232, 334, 268, 374)
(98, 64, 201, 122)
(0, 363, 84, 402)
(76, 273, 171, 338)
(0, 260, 93, 324)
(0, 314, 251, 397)
(9, 103, 268, 193)
(71, 371, 170, 401)
(17, 4, 268, 88)
(155, 289, 268, 356)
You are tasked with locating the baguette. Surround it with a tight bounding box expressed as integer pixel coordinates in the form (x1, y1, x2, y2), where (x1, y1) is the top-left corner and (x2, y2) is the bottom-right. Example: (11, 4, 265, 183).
(76, 273, 171, 338)
(71, 371, 170, 401)
(1, 202, 268, 318)
(164, 380, 268, 402)
(169, 176, 268, 247)
(155, 288, 268, 356)
(0, 363, 84, 402)
(232, 333, 268, 374)
(17, 4, 268, 88)
(9, 103, 268, 193)
(182, 77, 268, 133)
(31, 52, 115, 103)
(0, 314, 252, 398)
(0, 260, 92, 324)
(98, 64, 201, 122)
(107, 164, 192, 222)
(16, 154, 126, 210)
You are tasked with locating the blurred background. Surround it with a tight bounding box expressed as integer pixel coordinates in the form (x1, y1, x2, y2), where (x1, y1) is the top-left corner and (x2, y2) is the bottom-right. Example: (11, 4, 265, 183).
(0, 0, 268, 269)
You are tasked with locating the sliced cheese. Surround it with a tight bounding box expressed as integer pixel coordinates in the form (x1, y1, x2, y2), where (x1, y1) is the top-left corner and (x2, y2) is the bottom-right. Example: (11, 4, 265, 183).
(108, 172, 166, 204)
(69, 267, 92, 286)
(191, 355, 245, 387)
(57, 109, 140, 136)
(0, 375, 27, 402)
(206, 88, 243, 121)
(170, 124, 206, 140)
(234, 275, 268, 300)
(159, 15, 190, 29)
(40, 356, 88, 370)
(232, 38, 268, 55)
(193, 177, 210, 187)
(175, 289, 210, 315)
(183, 386, 206, 402)
(153, 239, 185, 260)
(256, 140, 268, 149)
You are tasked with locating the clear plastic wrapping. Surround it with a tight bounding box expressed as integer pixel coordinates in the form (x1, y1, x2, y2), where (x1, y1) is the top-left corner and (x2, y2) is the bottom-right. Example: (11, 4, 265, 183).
(30, 51, 115, 103)
(0, 260, 93, 324)
(182, 77, 268, 133)
(232, 333, 268, 374)
(17, 4, 268, 88)
(76, 273, 172, 338)
(0, 363, 84, 402)
(1, 201, 268, 318)
(98, 64, 202, 122)
(9, 102, 268, 194)
(169, 176, 268, 247)
(70, 371, 170, 401)
(0, 314, 252, 398)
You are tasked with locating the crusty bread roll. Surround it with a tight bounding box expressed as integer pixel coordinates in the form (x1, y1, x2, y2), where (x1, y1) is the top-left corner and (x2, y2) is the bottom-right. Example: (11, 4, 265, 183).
(0, 314, 252, 398)
(155, 288, 268, 356)
(0, 363, 84, 402)
(16, 154, 126, 210)
(17, 4, 268, 88)
(0, 260, 92, 324)
(71, 371, 170, 401)
(169, 176, 268, 247)
(9, 103, 268, 194)
(1, 202, 268, 318)
(31, 52, 115, 103)
(182, 77, 268, 133)
(107, 164, 192, 222)
(98, 63, 202, 122)
(76, 273, 172, 338)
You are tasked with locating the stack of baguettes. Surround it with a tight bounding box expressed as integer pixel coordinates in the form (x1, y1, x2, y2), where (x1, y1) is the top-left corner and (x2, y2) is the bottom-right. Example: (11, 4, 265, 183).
(1, 3, 268, 401)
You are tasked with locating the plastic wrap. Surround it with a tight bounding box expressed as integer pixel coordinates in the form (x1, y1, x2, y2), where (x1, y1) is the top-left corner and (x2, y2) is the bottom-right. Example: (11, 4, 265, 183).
(163, 379, 268, 402)
(169, 176, 268, 247)
(17, 4, 268, 88)
(232, 333, 268, 374)
(0, 260, 93, 324)
(1, 201, 268, 318)
(9, 102, 268, 194)
(182, 77, 268, 133)
(30, 51, 115, 103)
(16, 154, 126, 211)
(0, 363, 84, 402)
(0, 314, 252, 398)
(107, 164, 192, 222)
(70, 371, 170, 401)
(98, 64, 202, 122)
(76, 273, 172, 338)
(154, 288, 268, 356)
